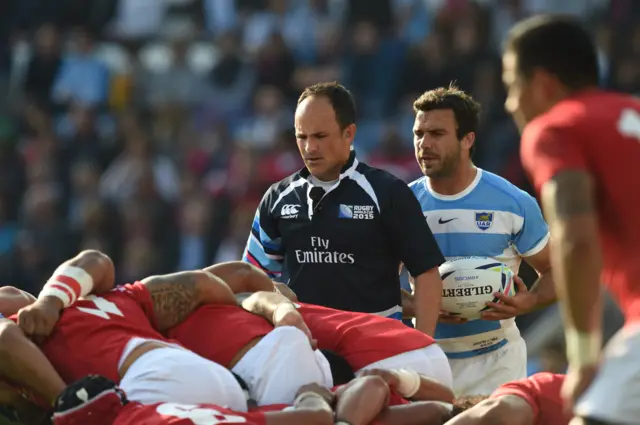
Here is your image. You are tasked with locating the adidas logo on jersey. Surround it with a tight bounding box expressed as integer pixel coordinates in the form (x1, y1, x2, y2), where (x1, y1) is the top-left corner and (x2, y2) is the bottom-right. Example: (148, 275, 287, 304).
(281, 204, 300, 219)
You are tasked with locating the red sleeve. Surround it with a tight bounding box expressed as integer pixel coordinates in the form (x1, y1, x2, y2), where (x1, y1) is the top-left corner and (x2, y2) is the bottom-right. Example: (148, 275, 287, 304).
(491, 377, 540, 423)
(122, 282, 159, 330)
(491, 373, 565, 425)
(521, 122, 589, 195)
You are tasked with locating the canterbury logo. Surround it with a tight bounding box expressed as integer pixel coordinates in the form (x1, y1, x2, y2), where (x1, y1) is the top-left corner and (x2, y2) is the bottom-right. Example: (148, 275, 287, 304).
(281, 204, 300, 216)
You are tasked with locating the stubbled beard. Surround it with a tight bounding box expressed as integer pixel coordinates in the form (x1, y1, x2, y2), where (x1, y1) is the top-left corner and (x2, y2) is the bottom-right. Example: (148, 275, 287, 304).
(422, 150, 461, 179)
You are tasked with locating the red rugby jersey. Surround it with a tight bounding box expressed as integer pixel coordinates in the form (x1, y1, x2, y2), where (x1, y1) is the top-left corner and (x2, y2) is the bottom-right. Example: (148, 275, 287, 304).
(521, 90, 640, 321)
(168, 304, 273, 367)
(23, 283, 170, 384)
(115, 402, 267, 425)
(491, 373, 568, 425)
(296, 302, 434, 370)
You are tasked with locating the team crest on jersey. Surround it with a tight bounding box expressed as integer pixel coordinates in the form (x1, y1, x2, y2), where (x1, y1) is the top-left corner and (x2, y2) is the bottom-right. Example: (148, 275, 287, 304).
(475, 212, 493, 231)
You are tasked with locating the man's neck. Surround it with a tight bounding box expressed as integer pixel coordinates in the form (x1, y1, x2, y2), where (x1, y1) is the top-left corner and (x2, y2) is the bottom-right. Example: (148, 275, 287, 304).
(429, 163, 478, 196)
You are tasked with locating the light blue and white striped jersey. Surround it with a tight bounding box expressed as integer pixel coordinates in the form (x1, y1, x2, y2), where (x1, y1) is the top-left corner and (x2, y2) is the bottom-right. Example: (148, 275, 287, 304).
(409, 169, 549, 359)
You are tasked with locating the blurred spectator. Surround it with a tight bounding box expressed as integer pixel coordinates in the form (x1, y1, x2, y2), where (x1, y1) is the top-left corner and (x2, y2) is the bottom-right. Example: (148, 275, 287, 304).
(200, 32, 254, 119)
(23, 24, 62, 109)
(368, 124, 421, 182)
(233, 85, 290, 150)
(51, 28, 110, 108)
(142, 38, 207, 107)
(100, 129, 179, 203)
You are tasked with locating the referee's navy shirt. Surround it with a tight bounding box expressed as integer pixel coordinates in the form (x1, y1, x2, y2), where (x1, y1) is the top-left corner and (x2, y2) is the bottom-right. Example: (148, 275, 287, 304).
(243, 151, 444, 317)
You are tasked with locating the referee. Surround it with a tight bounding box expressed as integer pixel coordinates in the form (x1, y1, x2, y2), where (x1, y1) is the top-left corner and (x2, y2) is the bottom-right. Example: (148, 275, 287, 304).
(242, 82, 444, 335)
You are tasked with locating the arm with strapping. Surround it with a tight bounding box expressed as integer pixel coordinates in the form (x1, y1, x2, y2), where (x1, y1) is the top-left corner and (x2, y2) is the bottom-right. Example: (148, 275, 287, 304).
(16, 250, 116, 339)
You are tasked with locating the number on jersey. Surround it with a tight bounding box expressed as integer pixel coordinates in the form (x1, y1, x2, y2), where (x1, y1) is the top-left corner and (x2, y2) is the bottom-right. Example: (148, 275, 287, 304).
(156, 403, 247, 425)
(76, 295, 124, 319)
(617, 108, 640, 141)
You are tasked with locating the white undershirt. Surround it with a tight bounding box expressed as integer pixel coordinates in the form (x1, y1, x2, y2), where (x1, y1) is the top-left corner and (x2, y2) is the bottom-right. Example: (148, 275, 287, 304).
(308, 175, 338, 191)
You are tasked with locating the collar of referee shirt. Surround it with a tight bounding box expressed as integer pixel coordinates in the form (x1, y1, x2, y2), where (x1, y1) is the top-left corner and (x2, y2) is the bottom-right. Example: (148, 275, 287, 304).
(299, 150, 358, 218)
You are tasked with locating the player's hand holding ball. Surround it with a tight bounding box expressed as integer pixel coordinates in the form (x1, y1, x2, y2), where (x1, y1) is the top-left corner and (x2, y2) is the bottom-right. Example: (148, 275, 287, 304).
(272, 303, 317, 349)
(481, 275, 535, 321)
(17, 296, 64, 342)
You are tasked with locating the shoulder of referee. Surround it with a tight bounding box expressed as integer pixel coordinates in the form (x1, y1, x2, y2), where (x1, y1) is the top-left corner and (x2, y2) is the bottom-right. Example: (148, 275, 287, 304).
(358, 164, 420, 204)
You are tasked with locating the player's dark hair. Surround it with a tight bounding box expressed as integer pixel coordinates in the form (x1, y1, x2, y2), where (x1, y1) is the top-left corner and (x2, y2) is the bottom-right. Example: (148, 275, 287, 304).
(298, 82, 357, 130)
(319, 349, 355, 385)
(505, 15, 599, 90)
(413, 83, 481, 158)
(450, 395, 490, 417)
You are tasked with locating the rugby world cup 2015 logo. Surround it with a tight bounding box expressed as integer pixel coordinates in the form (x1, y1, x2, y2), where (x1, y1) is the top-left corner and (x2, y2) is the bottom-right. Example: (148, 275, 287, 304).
(338, 204, 353, 218)
(475, 212, 493, 231)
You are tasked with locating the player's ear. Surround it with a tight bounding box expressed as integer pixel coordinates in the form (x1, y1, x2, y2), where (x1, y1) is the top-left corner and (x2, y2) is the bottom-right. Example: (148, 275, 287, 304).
(343, 124, 356, 143)
(461, 132, 475, 153)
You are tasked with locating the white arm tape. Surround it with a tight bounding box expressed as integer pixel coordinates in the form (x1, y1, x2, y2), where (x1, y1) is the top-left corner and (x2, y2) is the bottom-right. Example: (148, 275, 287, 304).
(565, 328, 601, 367)
(39, 286, 73, 307)
(392, 369, 421, 399)
(41, 265, 94, 306)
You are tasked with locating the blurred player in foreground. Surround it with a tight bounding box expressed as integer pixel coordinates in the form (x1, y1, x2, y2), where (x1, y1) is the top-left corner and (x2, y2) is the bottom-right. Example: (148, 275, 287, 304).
(447, 373, 568, 425)
(503, 14, 640, 425)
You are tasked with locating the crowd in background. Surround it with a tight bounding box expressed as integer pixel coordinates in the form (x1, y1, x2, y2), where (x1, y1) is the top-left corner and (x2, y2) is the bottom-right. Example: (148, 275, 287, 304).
(0, 0, 637, 371)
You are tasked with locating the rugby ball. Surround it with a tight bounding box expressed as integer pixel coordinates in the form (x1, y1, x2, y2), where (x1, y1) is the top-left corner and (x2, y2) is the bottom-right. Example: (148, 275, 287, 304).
(439, 257, 515, 320)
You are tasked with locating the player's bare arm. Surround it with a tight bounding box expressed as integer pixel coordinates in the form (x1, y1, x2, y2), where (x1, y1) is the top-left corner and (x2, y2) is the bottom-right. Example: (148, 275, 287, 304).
(446, 395, 534, 425)
(333, 376, 390, 425)
(541, 170, 602, 410)
(522, 245, 556, 309)
(411, 267, 442, 336)
(0, 287, 35, 317)
(204, 261, 277, 294)
(274, 282, 298, 301)
(241, 291, 314, 344)
(360, 368, 454, 403)
(541, 171, 603, 356)
(261, 383, 333, 425)
(482, 246, 556, 321)
(0, 320, 66, 409)
(141, 270, 238, 331)
(17, 250, 115, 339)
